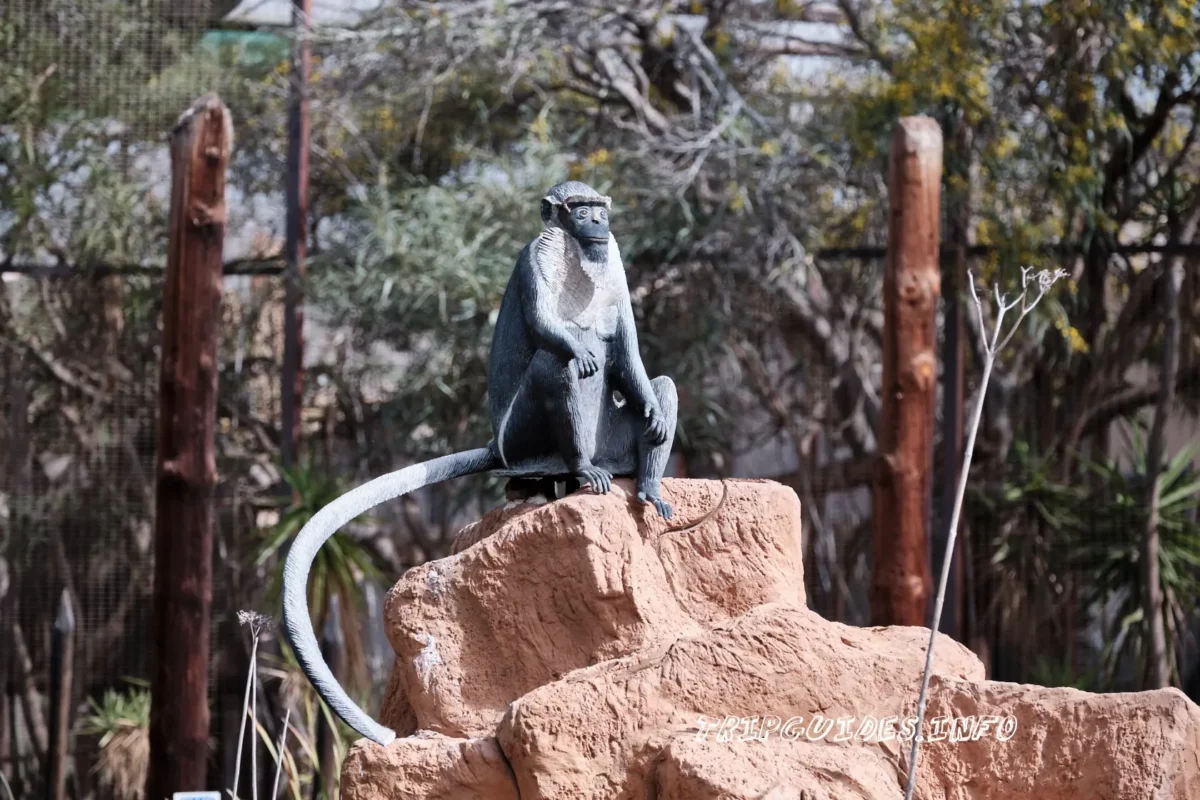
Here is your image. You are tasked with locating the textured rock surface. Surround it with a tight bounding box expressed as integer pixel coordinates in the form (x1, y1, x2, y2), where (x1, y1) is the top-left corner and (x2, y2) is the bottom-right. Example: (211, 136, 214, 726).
(381, 478, 805, 737)
(344, 477, 1200, 800)
(657, 737, 904, 800)
(909, 678, 1200, 800)
(497, 602, 982, 799)
(341, 732, 517, 800)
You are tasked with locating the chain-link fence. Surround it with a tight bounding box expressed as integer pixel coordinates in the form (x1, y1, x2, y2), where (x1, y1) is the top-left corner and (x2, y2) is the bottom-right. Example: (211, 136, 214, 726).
(2, 5, 465, 795)
(0, 264, 298, 797)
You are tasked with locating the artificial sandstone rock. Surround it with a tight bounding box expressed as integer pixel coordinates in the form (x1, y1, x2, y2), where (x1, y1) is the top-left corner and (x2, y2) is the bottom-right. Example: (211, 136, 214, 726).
(656, 736, 904, 800)
(381, 478, 805, 737)
(377, 659, 417, 736)
(908, 678, 1200, 800)
(348, 477, 1200, 800)
(497, 601, 982, 799)
(340, 732, 517, 800)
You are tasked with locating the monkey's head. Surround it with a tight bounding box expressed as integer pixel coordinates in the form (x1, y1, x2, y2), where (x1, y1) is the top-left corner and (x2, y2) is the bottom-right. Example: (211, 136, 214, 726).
(541, 182, 612, 257)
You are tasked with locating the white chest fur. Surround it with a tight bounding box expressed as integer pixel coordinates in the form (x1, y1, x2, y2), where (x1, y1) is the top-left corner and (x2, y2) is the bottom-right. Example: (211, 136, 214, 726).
(534, 230, 623, 337)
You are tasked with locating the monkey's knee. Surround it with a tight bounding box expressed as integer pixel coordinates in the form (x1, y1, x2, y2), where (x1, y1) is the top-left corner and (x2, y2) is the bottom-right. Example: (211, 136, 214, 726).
(651, 375, 678, 422)
(530, 350, 576, 398)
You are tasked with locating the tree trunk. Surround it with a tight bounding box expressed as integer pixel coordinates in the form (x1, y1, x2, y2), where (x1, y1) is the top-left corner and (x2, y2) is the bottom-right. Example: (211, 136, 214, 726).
(1, 343, 26, 787)
(46, 590, 75, 800)
(1141, 210, 1198, 689)
(11, 623, 48, 759)
(871, 116, 942, 627)
(936, 117, 969, 641)
(146, 94, 232, 800)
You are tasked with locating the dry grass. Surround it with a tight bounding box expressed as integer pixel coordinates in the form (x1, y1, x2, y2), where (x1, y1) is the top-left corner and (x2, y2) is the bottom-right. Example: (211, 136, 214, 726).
(94, 725, 149, 800)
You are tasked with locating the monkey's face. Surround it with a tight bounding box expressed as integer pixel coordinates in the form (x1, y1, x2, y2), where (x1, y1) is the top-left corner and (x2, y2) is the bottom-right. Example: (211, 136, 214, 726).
(559, 202, 610, 245)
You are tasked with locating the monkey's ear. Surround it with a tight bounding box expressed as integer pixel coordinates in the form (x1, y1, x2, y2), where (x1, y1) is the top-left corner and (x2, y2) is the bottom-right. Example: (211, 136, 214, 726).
(541, 197, 557, 224)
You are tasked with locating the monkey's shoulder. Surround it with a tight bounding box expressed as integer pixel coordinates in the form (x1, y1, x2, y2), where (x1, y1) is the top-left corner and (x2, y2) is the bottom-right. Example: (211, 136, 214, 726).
(529, 228, 573, 283)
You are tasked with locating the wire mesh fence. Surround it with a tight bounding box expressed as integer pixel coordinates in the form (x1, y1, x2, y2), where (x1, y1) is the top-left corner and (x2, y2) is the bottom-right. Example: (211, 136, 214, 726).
(2, 7, 432, 793)
(0, 265, 293, 798)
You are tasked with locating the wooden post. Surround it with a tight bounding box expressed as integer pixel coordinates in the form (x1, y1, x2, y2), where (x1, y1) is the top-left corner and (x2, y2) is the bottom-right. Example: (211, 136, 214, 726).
(46, 590, 74, 800)
(147, 94, 232, 800)
(871, 116, 942, 627)
(281, 0, 312, 467)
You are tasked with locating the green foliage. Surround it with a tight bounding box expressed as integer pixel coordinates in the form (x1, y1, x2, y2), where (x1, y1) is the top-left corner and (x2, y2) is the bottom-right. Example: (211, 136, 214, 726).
(257, 462, 382, 625)
(0, 1, 252, 272)
(972, 427, 1200, 689)
(257, 461, 384, 692)
(1029, 654, 1097, 691)
(836, 0, 1200, 366)
(970, 440, 1085, 665)
(1073, 432, 1200, 686)
(309, 140, 576, 461)
(80, 683, 152, 746)
(0, 0, 221, 132)
(79, 682, 153, 800)
(256, 648, 362, 800)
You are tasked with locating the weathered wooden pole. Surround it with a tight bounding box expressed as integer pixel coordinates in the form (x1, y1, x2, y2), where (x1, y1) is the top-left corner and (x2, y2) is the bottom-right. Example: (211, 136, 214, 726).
(46, 590, 74, 800)
(871, 116, 943, 627)
(281, 0, 312, 467)
(147, 94, 232, 800)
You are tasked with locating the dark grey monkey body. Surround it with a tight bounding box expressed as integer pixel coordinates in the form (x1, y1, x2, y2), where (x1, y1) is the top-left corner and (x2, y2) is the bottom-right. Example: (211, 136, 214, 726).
(488, 181, 676, 515)
(282, 182, 677, 747)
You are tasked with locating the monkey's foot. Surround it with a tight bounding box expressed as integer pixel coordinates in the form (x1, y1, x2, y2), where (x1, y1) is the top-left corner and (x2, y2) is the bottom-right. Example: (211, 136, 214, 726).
(576, 466, 613, 494)
(637, 489, 673, 520)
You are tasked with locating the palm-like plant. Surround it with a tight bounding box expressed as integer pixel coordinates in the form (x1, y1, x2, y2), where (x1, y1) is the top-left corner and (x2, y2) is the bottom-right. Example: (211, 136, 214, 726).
(1073, 427, 1200, 687)
(79, 682, 152, 800)
(257, 462, 383, 692)
(970, 439, 1088, 678)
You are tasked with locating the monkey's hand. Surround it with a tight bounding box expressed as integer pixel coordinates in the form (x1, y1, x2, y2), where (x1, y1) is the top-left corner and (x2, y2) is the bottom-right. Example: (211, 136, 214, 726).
(574, 349, 602, 379)
(644, 405, 669, 446)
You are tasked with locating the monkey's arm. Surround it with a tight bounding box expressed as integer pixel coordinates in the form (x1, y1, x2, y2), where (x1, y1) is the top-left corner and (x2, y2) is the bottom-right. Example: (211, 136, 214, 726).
(518, 251, 586, 363)
(611, 293, 661, 415)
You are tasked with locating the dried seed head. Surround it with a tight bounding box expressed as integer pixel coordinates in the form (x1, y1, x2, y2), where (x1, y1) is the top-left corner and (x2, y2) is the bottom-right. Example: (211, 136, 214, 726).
(237, 610, 275, 635)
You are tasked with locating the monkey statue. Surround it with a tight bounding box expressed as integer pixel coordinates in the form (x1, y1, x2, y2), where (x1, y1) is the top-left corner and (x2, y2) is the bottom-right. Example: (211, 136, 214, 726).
(282, 181, 678, 745)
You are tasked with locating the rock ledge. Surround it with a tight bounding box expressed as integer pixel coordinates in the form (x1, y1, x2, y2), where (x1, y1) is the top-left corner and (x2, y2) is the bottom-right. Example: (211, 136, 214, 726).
(342, 478, 1200, 800)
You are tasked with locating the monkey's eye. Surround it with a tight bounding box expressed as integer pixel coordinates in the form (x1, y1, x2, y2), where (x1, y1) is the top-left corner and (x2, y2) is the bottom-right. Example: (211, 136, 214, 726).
(598, 209, 607, 220)
(576, 208, 589, 219)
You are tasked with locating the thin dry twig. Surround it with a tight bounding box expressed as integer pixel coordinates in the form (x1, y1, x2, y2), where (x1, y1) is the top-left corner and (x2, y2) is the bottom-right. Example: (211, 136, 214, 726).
(271, 707, 292, 800)
(903, 267, 1067, 800)
(230, 611, 274, 800)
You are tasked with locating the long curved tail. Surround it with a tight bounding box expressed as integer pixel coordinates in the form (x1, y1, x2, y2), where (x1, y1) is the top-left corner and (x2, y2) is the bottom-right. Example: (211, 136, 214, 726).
(282, 447, 499, 746)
